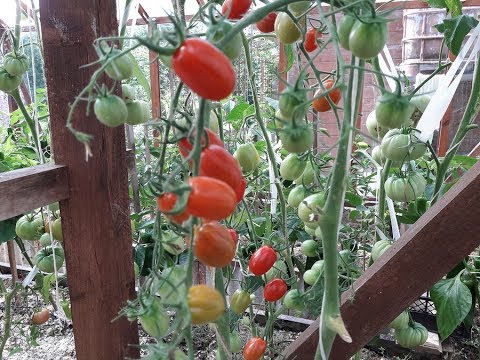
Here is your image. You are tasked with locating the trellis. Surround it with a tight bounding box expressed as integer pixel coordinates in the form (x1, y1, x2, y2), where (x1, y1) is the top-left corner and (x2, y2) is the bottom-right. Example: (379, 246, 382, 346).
(0, 0, 479, 359)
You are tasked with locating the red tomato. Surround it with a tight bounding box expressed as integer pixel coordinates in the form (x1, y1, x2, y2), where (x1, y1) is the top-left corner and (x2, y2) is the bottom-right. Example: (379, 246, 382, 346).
(249, 246, 277, 276)
(304, 28, 322, 52)
(222, 0, 252, 20)
(157, 193, 190, 224)
(32, 308, 50, 325)
(227, 228, 238, 246)
(312, 79, 341, 112)
(235, 176, 246, 203)
(243, 337, 267, 360)
(200, 144, 243, 193)
(187, 177, 237, 220)
(256, 12, 277, 33)
(172, 38, 236, 100)
(195, 222, 236, 267)
(178, 128, 224, 158)
(264, 278, 287, 302)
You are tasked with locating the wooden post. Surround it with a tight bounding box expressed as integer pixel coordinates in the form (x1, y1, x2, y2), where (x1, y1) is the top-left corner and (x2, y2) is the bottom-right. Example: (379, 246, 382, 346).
(39, 1, 139, 359)
(283, 160, 480, 359)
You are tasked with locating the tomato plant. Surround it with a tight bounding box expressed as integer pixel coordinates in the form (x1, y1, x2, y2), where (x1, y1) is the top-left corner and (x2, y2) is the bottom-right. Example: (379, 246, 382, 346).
(287, 185, 308, 207)
(298, 192, 326, 227)
(381, 128, 427, 162)
(94, 94, 128, 127)
(300, 239, 320, 257)
(264, 278, 287, 302)
(394, 322, 428, 348)
(139, 297, 169, 338)
(337, 15, 356, 50)
(3, 52, 29, 76)
(222, 0, 252, 19)
(279, 124, 314, 153)
(389, 311, 410, 330)
(194, 222, 236, 267)
(157, 192, 191, 225)
(249, 246, 277, 276)
(188, 285, 225, 325)
(230, 289, 251, 314)
(178, 128, 224, 158)
(366, 110, 389, 139)
(283, 289, 303, 311)
(347, 19, 388, 59)
(280, 154, 307, 180)
(243, 337, 267, 360)
(0, 67, 22, 93)
(125, 100, 149, 125)
(371, 240, 392, 262)
(31, 308, 50, 325)
(304, 28, 322, 52)
(312, 79, 341, 112)
(234, 143, 260, 174)
(256, 12, 277, 33)
(34, 246, 65, 273)
(274, 13, 303, 44)
(375, 93, 414, 129)
(385, 173, 426, 203)
(227, 228, 238, 246)
(172, 38, 235, 100)
(15, 215, 44, 240)
(212, 22, 243, 61)
(187, 176, 237, 220)
(121, 84, 135, 103)
(103, 48, 133, 80)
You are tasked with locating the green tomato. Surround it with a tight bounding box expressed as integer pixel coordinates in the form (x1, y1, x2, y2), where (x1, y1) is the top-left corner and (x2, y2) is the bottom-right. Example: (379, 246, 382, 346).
(338, 249, 353, 267)
(162, 232, 185, 256)
(51, 218, 63, 242)
(288, 1, 311, 15)
(280, 154, 306, 181)
(389, 311, 410, 330)
(15, 215, 44, 240)
(279, 89, 307, 119)
(121, 84, 136, 103)
(375, 93, 414, 129)
(394, 321, 428, 348)
(337, 15, 356, 50)
(298, 193, 325, 224)
(94, 94, 128, 127)
(283, 289, 304, 311)
(279, 124, 313, 153)
(212, 22, 243, 60)
(208, 110, 220, 133)
(3, 52, 29, 76)
(300, 239, 319, 257)
(314, 226, 321, 238)
(381, 128, 427, 162)
(304, 225, 316, 236)
(371, 240, 392, 262)
(39, 233, 54, 246)
(303, 268, 321, 285)
(139, 297, 169, 338)
(0, 67, 22, 93)
(348, 20, 387, 60)
(265, 260, 287, 283)
(125, 100, 149, 125)
(294, 161, 315, 185)
(104, 49, 133, 81)
(155, 266, 187, 305)
(230, 331, 242, 353)
(366, 110, 389, 139)
(230, 289, 251, 315)
(288, 185, 308, 207)
(34, 246, 65, 273)
(385, 172, 426, 202)
(274, 13, 304, 44)
(311, 259, 324, 273)
(410, 95, 431, 113)
(234, 143, 261, 174)
(274, 109, 293, 128)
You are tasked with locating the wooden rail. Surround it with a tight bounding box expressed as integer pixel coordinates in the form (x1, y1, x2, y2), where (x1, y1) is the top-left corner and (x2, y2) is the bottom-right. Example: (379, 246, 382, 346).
(0, 164, 69, 221)
(283, 160, 480, 359)
(38, 0, 139, 359)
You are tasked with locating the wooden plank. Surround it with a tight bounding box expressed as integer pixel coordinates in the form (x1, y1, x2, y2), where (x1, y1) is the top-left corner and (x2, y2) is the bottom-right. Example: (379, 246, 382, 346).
(0, 164, 69, 221)
(468, 141, 480, 157)
(283, 160, 480, 359)
(38, 1, 139, 359)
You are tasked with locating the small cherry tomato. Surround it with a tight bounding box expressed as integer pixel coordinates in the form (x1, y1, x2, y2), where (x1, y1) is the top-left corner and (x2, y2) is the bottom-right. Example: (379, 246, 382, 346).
(243, 337, 267, 360)
(256, 12, 277, 33)
(32, 308, 50, 325)
(178, 128, 224, 158)
(264, 278, 287, 302)
(172, 38, 235, 100)
(200, 144, 243, 193)
(187, 177, 237, 220)
(312, 79, 341, 112)
(195, 222, 236, 268)
(157, 193, 190, 225)
(227, 228, 238, 246)
(235, 177, 247, 203)
(249, 246, 277, 276)
(222, 0, 252, 19)
(230, 289, 251, 314)
(188, 285, 225, 325)
(304, 28, 322, 52)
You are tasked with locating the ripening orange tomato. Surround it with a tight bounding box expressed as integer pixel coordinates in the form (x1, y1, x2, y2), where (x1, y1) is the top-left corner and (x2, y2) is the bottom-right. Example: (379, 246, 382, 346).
(194, 222, 236, 268)
(312, 79, 341, 112)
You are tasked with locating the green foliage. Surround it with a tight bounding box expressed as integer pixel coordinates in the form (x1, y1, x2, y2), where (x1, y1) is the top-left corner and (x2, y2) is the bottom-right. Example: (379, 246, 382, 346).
(435, 15, 479, 56)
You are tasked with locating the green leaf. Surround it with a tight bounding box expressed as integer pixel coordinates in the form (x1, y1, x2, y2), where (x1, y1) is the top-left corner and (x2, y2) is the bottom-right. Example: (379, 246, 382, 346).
(431, 277, 472, 339)
(445, 0, 462, 16)
(128, 53, 150, 96)
(280, 44, 294, 74)
(423, 0, 447, 8)
(434, 15, 479, 56)
(0, 218, 17, 244)
(243, 104, 256, 119)
(344, 191, 363, 207)
(40, 274, 57, 303)
(451, 155, 477, 169)
(226, 102, 249, 122)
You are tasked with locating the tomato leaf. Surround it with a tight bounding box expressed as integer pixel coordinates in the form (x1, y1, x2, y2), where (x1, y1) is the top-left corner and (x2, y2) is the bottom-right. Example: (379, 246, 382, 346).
(40, 273, 57, 303)
(450, 155, 477, 169)
(423, 0, 462, 15)
(344, 191, 363, 207)
(127, 53, 151, 96)
(430, 277, 472, 339)
(226, 102, 249, 121)
(434, 15, 479, 56)
(0, 218, 17, 244)
(280, 44, 294, 74)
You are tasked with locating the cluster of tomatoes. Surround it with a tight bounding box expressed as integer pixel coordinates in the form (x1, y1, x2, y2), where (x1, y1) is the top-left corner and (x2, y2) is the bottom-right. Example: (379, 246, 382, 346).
(0, 51, 29, 93)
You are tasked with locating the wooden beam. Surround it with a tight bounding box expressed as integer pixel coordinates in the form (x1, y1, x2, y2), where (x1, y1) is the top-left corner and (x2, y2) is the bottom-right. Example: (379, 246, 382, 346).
(283, 160, 480, 359)
(0, 164, 69, 221)
(39, 1, 139, 359)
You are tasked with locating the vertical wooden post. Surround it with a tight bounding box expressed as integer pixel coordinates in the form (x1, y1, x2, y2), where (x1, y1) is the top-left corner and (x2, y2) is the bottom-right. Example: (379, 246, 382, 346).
(39, 1, 139, 359)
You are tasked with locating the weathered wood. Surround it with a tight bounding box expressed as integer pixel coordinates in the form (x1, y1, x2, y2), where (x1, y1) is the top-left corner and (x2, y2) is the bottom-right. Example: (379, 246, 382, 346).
(39, 1, 139, 359)
(0, 164, 69, 221)
(468, 141, 480, 157)
(283, 160, 480, 359)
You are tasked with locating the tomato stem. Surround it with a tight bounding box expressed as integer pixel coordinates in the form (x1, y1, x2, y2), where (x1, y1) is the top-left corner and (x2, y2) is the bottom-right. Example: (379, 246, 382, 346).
(376, 159, 391, 242)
